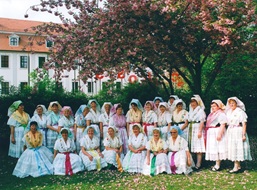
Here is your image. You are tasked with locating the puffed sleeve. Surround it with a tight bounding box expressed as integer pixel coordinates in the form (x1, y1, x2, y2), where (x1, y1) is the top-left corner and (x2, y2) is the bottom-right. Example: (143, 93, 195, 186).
(54, 139, 59, 150)
(145, 141, 151, 150)
(58, 117, 64, 126)
(162, 140, 168, 150)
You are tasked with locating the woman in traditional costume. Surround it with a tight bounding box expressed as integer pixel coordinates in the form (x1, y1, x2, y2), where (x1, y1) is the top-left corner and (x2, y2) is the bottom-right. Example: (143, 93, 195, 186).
(226, 97, 252, 173)
(30, 105, 48, 146)
(58, 106, 75, 137)
(46, 101, 62, 152)
(7, 100, 30, 158)
(86, 99, 101, 139)
(74, 104, 90, 152)
(122, 124, 147, 173)
(205, 100, 228, 171)
(99, 102, 113, 143)
(126, 99, 143, 136)
(53, 128, 84, 175)
(167, 126, 194, 175)
(102, 126, 124, 172)
(142, 128, 171, 176)
(109, 103, 128, 154)
(79, 126, 107, 171)
(153, 97, 164, 114)
(167, 95, 179, 114)
(142, 101, 157, 140)
(12, 121, 53, 178)
(187, 95, 206, 170)
(171, 99, 188, 140)
(157, 102, 172, 141)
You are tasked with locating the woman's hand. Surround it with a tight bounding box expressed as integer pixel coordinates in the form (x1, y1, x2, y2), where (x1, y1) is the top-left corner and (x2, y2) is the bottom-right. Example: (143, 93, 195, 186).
(98, 152, 104, 158)
(11, 137, 16, 144)
(146, 159, 150, 165)
(216, 134, 222, 141)
(242, 134, 246, 142)
(187, 157, 192, 166)
(197, 132, 202, 139)
(88, 155, 93, 161)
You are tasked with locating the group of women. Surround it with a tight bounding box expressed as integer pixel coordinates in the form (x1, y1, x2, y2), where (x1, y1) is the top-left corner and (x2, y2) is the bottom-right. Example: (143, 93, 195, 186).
(8, 95, 252, 178)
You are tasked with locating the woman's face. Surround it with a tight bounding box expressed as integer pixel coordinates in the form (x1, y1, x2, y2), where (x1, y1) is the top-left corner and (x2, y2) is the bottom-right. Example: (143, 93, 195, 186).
(153, 130, 160, 139)
(82, 108, 89, 116)
(91, 101, 96, 109)
(190, 100, 198, 109)
(133, 126, 140, 136)
(105, 104, 111, 113)
(116, 107, 123, 115)
(176, 104, 183, 111)
(160, 105, 166, 113)
(87, 128, 94, 138)
(155, 100, 161, 108)
(170, 129, 178, 138)
(229, 100, 237, 110)
(61, 131, 68, 140)
(64, 109, 70, 117)
(108, 128, 115, 137)
(18, 104, 24, 112)
(37, 106, 43, 115)
(169, 98, 175, 104)
(211, 103, 219, 112)
(52, 105, 58, 113)
(30, 124, 37, 134)
(131, 103, 137, 111)
(145, 103, 152, 111)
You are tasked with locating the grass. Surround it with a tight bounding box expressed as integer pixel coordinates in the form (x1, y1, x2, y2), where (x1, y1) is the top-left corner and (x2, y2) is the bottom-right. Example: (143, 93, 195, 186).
(0, 136, 257, 190)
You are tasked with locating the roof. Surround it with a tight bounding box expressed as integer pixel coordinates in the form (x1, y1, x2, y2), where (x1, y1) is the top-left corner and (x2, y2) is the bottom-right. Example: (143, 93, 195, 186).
(0, 17, 46, 33)
(0, 17, 51, 53)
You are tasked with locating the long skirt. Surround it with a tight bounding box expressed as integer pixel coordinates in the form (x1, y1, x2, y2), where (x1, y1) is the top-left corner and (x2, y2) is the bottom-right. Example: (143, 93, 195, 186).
(76, 127, 85, 153)
(188, 123, 205, 153)
(142, 153, 171, 175)
(12, 146, 53, 178)
(102, 149, 124, 168)
(79, 150, 107, 171)
(8, 127, 24, 158)
(143, 124, 155, 140)
(47, 125, 58, 150)
(53, 153, 84, 175)
(122, 150, 146, 173)
(117, 127, 128, 155)
(168, 151, 194, 175)
(205, 128, 227, 161)
(227, 126, 252, 161)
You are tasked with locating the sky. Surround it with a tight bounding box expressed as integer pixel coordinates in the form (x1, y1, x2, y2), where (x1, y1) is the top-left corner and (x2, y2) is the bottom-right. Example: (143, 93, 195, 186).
(0, 0, 68, 23)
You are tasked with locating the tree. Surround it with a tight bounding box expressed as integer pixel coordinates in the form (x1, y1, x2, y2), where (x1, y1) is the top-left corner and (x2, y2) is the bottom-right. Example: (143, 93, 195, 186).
(27, 0, 257, 97)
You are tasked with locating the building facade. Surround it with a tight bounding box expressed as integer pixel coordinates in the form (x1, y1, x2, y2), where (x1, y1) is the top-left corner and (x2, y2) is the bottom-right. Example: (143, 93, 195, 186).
(0, 18, 135, 95)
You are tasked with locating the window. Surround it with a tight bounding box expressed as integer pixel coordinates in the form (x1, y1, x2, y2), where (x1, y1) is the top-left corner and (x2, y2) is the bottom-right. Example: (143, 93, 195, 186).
(116, 82, 121, 90)
(46, 40, 53, 48)
(20, 56, 29, 68)
(38, 57, 46, 68)
(1, 82, 9, 94)
(20, 82, 28, 91)
(72, 82, 78, 93)
(87, 82, 94, 93)
(102, 82, 108, 91)
(9, 34, 19, 46)
(1, 55, 9, 68)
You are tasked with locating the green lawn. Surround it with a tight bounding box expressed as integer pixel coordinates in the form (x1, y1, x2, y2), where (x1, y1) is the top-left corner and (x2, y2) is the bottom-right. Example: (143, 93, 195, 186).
(1, 136, 257, 190)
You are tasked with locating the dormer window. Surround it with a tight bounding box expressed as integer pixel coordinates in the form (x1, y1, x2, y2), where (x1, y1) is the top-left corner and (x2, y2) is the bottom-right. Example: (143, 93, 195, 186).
(9, 34, 19, 46)
(46, 40, 53, 48)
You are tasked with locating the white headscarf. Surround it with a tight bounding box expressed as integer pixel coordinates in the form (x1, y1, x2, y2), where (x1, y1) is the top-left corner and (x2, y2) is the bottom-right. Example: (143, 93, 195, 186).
(226, 97, 246, 111)
(190, 95, 205, 110)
